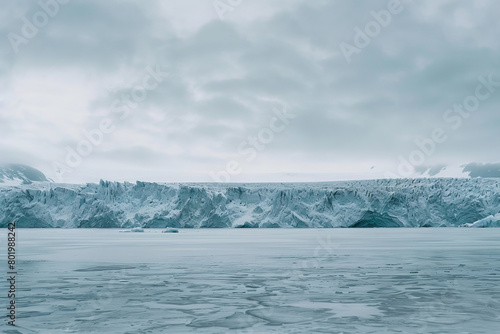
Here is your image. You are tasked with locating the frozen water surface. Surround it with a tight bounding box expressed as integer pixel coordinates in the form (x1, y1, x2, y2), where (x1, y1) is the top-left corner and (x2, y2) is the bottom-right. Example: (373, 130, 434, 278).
(1, 229, 500, 333)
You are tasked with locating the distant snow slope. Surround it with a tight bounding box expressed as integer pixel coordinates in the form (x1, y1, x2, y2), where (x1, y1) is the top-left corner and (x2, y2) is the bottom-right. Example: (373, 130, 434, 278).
(1, 178, 500, 228)
(0, 164, 49, 186)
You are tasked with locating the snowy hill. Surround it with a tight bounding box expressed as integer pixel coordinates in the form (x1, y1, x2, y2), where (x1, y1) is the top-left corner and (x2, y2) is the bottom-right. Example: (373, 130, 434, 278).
(1, 178, 500, 228)
(0, 164, 49, 186)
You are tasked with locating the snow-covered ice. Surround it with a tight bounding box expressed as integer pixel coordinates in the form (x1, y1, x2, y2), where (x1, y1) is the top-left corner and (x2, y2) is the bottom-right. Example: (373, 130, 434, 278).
(2, 178, 500, 228)
(162, 228, 179, 233)
(1, 228, 499, 333)
(462, 213, 500, 228)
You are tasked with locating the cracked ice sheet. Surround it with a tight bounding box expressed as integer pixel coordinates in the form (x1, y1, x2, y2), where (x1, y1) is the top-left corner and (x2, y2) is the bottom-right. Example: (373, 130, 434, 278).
(0, 229, 499, 333)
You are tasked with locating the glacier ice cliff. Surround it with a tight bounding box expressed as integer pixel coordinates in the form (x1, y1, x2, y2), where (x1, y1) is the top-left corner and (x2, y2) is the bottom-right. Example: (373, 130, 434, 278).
(1, 178, 500, 228)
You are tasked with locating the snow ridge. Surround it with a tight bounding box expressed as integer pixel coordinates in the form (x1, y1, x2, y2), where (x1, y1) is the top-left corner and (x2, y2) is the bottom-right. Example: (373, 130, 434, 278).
(1, 178, 500, 228)
(0, 164, 49, 185)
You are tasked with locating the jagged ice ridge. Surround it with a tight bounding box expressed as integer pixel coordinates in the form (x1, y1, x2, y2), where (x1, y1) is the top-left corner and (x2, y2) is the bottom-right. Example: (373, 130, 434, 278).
(1, 178, 500, 228)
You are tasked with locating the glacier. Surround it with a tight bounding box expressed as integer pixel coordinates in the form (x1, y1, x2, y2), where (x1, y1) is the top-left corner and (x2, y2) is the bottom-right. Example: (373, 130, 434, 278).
(1, 178, 500, 228)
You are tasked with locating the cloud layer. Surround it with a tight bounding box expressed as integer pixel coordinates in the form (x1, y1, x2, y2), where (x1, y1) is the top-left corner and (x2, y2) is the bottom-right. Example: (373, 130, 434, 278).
(1, 0, 500, 183)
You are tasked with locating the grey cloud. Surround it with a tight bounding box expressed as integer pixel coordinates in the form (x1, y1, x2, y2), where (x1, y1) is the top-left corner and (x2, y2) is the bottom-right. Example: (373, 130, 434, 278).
(415, 164, 447, 177)
(2, 0, 500, 182)
(463, 163, 500, 178)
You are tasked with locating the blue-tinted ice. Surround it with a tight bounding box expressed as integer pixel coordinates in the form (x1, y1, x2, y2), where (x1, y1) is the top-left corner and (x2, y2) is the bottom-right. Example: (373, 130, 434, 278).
(1, 229, 499, 333)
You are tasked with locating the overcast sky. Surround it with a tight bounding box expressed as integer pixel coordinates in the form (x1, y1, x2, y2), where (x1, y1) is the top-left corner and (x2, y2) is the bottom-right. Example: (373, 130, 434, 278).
(1, 0, 499, 183)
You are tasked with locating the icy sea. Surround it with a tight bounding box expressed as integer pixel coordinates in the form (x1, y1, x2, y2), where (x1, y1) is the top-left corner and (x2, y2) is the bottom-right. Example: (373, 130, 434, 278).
(2, 229, 500, 333)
